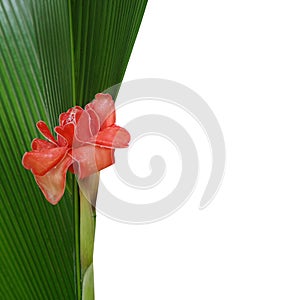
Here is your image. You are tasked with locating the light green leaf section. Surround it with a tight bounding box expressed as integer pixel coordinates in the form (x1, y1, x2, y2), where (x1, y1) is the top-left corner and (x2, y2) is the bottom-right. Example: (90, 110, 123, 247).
(0, 0, 147, 299)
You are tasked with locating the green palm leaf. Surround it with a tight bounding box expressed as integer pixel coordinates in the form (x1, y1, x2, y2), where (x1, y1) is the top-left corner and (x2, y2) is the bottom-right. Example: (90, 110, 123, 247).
(0, 1, 147, 299)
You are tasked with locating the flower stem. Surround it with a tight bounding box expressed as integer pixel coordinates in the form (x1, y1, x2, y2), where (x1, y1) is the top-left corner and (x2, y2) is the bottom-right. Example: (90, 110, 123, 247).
(78, 173, 99, 300)
(74, 178, 81, 299)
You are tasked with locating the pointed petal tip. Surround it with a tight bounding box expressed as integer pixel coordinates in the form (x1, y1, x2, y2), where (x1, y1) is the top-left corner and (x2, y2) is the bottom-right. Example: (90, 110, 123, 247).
(36, 121, 57, 145)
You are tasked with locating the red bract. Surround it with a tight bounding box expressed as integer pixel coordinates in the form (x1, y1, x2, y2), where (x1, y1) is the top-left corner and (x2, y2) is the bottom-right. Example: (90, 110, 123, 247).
(22, 93, 130, 205)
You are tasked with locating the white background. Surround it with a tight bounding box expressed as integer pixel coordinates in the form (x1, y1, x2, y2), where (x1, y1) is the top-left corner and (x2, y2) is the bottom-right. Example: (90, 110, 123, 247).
(94, 1, 300, 299)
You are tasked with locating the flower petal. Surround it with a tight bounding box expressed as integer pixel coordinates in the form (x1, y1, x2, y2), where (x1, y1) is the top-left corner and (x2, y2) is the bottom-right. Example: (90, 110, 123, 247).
(90, 125, 130, 148)
(75, 110, 93, 142)
(86, 93, 116, 129)
(59, 112, 69, 126)
(22, 147, 68, 176)
(55, 123, 75, 147)
(36, 121, 57, 144)
(86, 107, 100, 136)
(70, 145, 114, 179)
(34, 155, 73, 205)
(31, 138, 56, 150)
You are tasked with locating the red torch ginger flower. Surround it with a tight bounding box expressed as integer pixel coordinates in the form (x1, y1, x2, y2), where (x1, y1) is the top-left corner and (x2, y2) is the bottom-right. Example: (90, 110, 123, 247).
(22, 93, 130, 205)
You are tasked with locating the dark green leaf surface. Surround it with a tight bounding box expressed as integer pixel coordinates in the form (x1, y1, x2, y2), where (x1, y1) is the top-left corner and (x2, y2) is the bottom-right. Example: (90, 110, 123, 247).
(0, 1, 147, 299)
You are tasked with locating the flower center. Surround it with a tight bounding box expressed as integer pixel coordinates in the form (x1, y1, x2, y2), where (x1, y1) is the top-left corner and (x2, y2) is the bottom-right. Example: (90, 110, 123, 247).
(65, 110, 77, 125)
